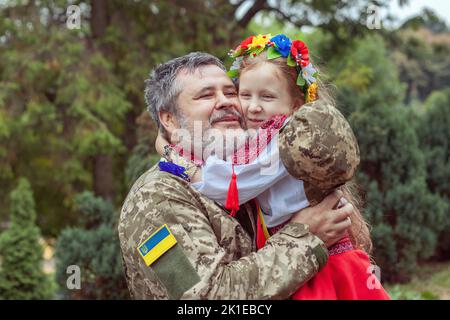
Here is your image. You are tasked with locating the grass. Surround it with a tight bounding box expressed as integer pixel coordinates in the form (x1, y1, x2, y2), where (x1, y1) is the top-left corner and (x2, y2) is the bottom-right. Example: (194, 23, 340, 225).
(385, 261, 450, 300)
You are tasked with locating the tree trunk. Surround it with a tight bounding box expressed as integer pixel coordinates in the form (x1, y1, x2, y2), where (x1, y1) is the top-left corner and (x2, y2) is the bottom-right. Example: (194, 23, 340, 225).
(90, 0, 114, 200)
(90, 0, 109, 39)
(93, 154, 114, 201)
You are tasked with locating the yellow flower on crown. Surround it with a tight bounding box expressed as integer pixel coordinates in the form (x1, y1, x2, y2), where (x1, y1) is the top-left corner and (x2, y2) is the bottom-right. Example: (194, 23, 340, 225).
(247, 34, 271, 50)
(306, 82, 318, 103)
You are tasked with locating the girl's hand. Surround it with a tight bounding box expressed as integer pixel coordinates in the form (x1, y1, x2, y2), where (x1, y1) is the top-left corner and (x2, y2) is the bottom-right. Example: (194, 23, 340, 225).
(155, 133, 170, 157)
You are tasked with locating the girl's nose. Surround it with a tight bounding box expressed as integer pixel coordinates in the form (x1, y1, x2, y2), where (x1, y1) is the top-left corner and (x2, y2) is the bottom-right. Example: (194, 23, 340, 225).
(248, 101, 262, 113)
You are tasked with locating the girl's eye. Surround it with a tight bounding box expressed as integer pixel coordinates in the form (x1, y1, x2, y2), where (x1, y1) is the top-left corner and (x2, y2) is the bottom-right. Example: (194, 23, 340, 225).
(262, 95, 274, 99)
(239, 92, 251, 98)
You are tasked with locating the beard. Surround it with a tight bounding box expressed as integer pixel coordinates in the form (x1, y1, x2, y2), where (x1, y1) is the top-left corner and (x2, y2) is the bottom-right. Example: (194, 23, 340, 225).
(174, 108, 248, 161)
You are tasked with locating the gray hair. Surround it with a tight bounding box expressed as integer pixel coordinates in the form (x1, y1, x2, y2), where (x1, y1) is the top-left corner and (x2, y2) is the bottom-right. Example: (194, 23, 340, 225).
(144, 52, 226, 136)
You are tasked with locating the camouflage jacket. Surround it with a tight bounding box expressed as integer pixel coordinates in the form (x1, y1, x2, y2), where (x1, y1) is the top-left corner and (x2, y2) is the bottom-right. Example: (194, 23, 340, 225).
(118, 166, 328, 300)
(279, 99, 360, 206)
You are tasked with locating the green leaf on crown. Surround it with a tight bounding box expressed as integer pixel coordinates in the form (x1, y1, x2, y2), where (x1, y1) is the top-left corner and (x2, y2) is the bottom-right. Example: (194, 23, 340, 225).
(227, 69, 239, 78)
(287, 54, 297, 67)
(296, 73, 306, 86)
(267, 46, 282, 60)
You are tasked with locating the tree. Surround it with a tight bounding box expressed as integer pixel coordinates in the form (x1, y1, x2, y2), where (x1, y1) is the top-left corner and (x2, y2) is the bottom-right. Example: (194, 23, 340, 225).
(0, 0, 409, 236)
(417, 89, 450, 259)
(389, 14, 450, 104)
(124, 112, 160, 190)
(54, 191, 128, 299)
(326, 34, 447, 282)
(0, 178, 53, 299)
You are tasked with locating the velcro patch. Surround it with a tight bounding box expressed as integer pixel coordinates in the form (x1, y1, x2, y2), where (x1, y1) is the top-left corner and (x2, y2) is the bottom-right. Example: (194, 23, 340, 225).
(137, 224, 177, 266)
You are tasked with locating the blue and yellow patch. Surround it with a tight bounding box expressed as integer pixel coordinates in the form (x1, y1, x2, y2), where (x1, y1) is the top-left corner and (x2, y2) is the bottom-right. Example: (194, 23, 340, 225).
(137, 224, 177, 266)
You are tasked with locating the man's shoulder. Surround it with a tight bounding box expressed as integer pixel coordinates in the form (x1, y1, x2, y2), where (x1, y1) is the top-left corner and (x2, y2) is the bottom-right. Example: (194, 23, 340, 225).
(119, 164, 194, 230)
(128, 163, 191, 197)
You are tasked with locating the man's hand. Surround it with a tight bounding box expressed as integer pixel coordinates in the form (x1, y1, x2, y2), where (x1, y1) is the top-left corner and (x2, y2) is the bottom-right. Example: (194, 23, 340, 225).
(291, 190, 352, 248)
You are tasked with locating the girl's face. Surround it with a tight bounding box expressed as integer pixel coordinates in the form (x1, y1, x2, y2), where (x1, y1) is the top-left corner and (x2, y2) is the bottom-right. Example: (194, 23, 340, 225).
(238, 62, 297, 129)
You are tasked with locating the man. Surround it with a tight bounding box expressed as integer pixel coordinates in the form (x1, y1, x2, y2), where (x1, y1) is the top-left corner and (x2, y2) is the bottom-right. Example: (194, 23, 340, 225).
(118, 52, 353, 299)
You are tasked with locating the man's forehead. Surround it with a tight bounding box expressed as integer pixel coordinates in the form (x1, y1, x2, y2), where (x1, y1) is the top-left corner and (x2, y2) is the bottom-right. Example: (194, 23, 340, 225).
(177, 65, 234, 88)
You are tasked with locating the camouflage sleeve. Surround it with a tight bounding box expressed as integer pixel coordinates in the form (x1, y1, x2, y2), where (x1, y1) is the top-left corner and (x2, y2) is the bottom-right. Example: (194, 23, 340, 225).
(120, 176, 327, 300)
(278, 100, 360, 205)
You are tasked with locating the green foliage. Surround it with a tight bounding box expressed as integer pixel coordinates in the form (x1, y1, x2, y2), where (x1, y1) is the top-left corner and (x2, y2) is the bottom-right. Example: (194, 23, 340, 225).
(124, 113, 160, 189)
(0, 178, 53, 299)
(0, 0, 449, 295)
(417, 89, 450, 259)
(323, 35, 448, 282)
(387, 285, 439, 300)
(54, 191, 128, 299)
(389, 26, 450, 103)
(401, 8, 449, 34)
(386, 261, 450, 299)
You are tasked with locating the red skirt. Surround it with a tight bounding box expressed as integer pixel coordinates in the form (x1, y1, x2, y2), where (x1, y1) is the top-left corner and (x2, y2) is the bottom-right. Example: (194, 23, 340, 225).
(291, 239, 390, 300)
(257, 219, 390, 300)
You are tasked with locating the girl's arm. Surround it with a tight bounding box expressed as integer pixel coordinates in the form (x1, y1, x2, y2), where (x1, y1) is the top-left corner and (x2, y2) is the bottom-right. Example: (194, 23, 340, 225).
(278, 100, 360, 205)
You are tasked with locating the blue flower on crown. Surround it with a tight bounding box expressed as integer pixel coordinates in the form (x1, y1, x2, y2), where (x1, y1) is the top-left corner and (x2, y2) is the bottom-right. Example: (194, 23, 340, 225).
(270, 34, 292, 58)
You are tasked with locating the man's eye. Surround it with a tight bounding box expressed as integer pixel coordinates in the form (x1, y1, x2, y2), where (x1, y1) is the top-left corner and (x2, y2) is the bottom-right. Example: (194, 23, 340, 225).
(199, 94, 213, 99)
(225, 91, 237, 96)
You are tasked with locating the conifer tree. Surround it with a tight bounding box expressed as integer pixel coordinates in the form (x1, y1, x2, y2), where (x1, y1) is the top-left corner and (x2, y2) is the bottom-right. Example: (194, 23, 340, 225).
(0, 178, 52, 299)
(330, 35, 447, 282)
(54, 191, 128, 299)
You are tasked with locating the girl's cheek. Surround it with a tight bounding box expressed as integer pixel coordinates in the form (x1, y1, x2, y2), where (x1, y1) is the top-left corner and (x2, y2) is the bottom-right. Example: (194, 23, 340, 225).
(240, 100, 250, 115)
(259, 102, 276, 117)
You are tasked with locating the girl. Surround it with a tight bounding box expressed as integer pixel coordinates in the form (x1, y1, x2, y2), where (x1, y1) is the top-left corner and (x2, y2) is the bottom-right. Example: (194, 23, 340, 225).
(157, 34, 390, 300)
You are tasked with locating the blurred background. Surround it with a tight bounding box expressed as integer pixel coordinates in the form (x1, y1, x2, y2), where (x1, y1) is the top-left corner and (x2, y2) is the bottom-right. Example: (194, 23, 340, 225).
(0, 0, 449, 300)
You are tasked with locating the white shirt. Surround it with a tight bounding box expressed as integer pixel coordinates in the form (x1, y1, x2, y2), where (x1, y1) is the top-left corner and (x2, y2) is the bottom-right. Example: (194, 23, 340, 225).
(191, 134, 309, 228)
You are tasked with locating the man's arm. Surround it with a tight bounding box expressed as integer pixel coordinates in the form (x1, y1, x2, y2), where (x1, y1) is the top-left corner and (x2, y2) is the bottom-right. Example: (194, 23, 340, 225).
(119, 177, 327, 300)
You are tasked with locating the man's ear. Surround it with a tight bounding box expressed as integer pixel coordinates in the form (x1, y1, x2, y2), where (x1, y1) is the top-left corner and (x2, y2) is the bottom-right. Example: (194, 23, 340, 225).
(158, 111, 179, 140)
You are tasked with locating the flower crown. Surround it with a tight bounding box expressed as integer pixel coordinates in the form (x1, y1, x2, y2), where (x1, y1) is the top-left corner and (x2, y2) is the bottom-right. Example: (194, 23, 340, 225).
(227, 34, 318, 102)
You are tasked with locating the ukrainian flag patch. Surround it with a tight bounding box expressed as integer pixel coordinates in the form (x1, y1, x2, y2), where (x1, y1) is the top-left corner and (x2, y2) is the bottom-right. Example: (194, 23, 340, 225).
(137, 224, 177, 266)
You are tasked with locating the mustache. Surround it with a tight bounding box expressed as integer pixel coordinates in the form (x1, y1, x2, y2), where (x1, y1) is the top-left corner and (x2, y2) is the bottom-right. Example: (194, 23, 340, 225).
(210, 109, 244, 125)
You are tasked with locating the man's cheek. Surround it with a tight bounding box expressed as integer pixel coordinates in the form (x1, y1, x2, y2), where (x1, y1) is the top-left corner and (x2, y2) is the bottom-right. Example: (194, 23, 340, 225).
(234, 97, 244, 114)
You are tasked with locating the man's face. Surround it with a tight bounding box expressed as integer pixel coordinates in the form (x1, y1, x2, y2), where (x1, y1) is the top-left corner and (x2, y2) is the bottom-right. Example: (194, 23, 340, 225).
(175, 65, 244, 134)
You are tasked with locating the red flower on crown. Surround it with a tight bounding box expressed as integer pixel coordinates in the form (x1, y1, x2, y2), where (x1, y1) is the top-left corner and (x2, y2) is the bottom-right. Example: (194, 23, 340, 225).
(239, 36, 255, 51)
(291, 40, 309, 67)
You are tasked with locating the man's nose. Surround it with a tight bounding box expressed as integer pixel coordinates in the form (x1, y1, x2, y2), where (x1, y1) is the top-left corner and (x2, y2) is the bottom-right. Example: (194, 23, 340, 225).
(215, 92, 236, 110)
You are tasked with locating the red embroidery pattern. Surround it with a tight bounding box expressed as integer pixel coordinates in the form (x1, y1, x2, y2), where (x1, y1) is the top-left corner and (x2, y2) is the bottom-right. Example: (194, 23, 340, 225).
(270, 222, 354, 256)
(170, 144, 204, 166)
(268, 220, 290, 236)
(169, 114, 287, 166)
(233, 115, 288, 165)
(328, 237, 354, 256)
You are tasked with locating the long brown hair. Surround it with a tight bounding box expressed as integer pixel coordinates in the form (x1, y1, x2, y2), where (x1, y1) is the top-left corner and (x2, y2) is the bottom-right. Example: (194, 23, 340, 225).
(239, 52, 373, 254)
